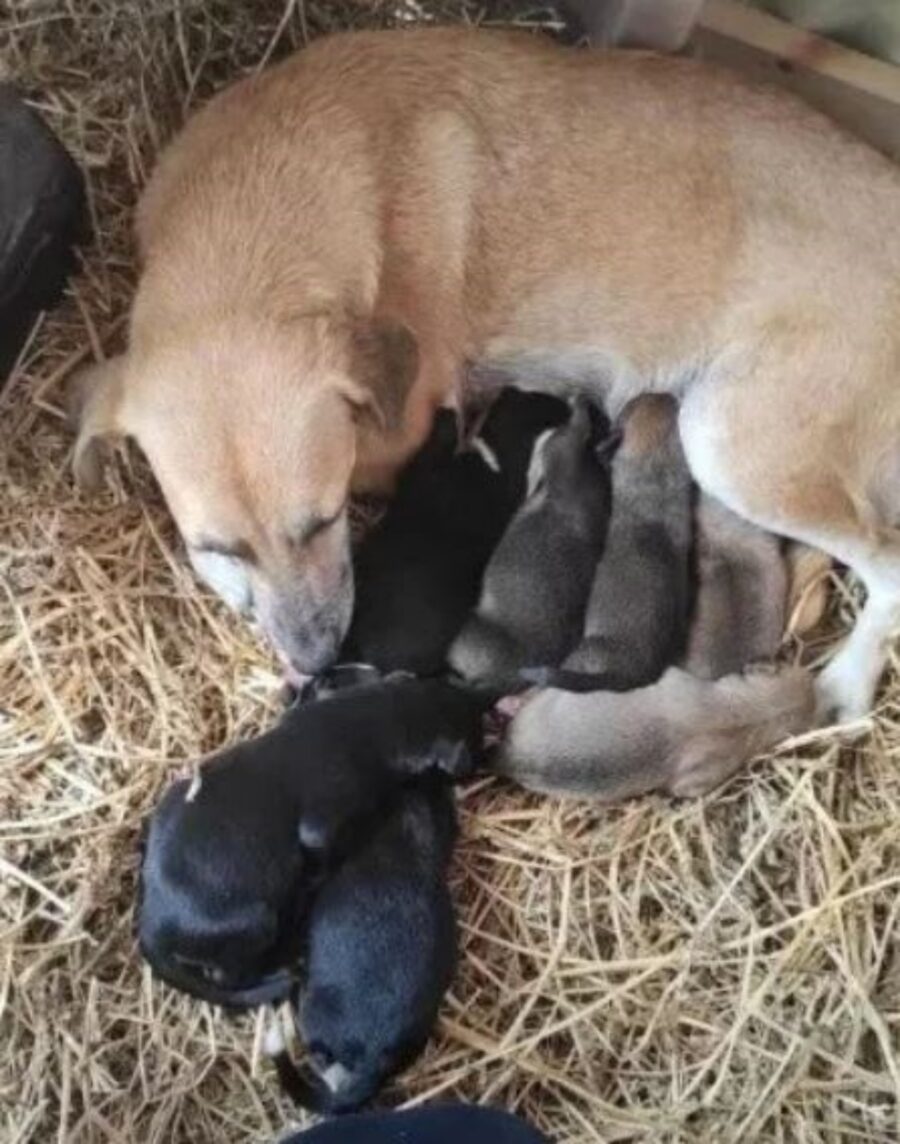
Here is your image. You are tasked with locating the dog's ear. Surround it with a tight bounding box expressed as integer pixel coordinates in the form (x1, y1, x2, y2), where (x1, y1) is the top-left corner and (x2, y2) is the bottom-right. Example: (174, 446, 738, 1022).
(344, 319, 419, 432)
(68, 355, 130, 492)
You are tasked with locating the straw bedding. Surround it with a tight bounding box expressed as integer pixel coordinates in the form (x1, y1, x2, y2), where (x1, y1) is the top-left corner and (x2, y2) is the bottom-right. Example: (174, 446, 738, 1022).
(2, 3, 900, 1142)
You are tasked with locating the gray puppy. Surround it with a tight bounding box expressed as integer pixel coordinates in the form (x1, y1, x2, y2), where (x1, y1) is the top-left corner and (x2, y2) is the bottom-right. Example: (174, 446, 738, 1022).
(525, 393, 692, 693)
(498, 665, 815, 801)
(684, 494, 788, 680)
(447, 397, 614, 694)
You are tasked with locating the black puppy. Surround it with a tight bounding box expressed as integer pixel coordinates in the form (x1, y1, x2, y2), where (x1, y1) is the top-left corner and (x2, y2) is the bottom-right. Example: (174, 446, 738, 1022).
(448, 397, 616, 693)
(267, 778, 457, 1113)
(138, 678, 485, 1007)
(340, 389, 569, 675)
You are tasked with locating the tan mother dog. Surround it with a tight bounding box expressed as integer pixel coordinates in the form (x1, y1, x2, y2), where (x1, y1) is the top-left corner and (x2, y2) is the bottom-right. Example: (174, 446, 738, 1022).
(74, 28, 900, 716)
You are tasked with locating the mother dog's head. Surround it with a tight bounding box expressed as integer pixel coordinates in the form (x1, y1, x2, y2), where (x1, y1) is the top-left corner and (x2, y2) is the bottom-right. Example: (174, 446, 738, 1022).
(71, 313, 419, 675)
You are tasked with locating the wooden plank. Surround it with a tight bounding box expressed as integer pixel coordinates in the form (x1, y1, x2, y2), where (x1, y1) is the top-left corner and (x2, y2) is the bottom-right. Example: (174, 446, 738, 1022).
(692, 0, 900, 159)
(699, 0, 900, 104)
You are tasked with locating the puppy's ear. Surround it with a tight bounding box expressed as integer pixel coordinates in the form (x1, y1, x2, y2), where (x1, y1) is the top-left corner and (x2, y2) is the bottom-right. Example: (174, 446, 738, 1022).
(347, 319, 419, 432)
(68, 355, 130, 492)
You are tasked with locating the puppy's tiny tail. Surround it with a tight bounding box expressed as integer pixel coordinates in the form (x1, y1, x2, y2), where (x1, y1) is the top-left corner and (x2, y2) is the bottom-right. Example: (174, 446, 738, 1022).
(670, 667, 816, 798)
(265, 1022, 332, 1113)
(518, 666, 632, 693)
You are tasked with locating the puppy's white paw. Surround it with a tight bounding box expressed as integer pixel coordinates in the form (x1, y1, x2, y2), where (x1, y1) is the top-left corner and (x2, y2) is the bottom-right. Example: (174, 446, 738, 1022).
(814, 660, 876, 728)
(263, 1020, 286, 1058)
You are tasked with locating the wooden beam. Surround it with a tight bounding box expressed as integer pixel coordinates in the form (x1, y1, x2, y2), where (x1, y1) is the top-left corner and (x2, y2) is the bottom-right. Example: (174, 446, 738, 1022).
(699, 0, 900, 105)
(693, 0, 900, 159)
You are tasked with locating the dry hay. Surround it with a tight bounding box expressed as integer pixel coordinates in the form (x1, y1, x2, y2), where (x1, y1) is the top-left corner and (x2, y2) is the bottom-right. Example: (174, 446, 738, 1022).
(2, 3, 900, 1142)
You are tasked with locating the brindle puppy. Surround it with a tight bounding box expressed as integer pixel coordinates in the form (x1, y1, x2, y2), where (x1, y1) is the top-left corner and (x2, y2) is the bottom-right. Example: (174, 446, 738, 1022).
(447, 397, 615, 694)
(524, 393, 692, 693)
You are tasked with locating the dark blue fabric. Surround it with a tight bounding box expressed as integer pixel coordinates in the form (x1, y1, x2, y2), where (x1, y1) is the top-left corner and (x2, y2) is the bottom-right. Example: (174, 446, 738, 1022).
(281, 1104, 551, 1144)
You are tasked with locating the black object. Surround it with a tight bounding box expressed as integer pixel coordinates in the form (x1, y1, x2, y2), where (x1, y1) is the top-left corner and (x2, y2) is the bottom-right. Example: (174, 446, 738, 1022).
(0, 86, 87, 382)
(279, 1103, 552, 1144)
(341, 391, 570, 675)
(270, 779, 458, 1112)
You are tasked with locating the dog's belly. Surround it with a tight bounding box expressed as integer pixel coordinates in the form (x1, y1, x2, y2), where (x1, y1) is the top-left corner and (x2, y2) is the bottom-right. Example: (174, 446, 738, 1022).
(468, 343, 699, 416)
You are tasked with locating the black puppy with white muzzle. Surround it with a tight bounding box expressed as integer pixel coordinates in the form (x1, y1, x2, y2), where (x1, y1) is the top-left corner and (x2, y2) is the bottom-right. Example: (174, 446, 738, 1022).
(267, 778, 457, 1113)
(138, 678, 485, 1007)
(340, 389, 569, 676)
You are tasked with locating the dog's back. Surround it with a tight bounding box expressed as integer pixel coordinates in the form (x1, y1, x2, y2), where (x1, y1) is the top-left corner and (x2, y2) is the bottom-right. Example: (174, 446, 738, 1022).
(684, 494, 788, 679)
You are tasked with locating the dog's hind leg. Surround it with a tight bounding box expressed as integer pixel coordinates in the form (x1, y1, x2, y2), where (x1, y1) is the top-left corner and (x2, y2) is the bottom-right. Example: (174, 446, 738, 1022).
(679, 339, 900, 725)
(814, 565, 900, 722)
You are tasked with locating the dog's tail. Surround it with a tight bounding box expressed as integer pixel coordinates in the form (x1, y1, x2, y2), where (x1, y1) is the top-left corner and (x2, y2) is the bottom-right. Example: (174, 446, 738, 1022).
(668, 666, 816, 798)
(265, 1023, 336, 1113)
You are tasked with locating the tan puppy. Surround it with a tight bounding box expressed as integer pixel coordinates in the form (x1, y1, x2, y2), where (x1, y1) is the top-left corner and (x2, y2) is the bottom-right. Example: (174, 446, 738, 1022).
(496, 666, 815, 801)
(73, 28, 900, 714)
(684, 494, 788, 680)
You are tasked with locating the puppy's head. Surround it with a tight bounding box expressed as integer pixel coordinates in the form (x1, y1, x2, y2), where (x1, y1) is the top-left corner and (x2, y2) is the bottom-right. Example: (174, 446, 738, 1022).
(137, 756, 316, 1005)
(528, 396, 609, 497)
(71, 315, 418, 675)
(295, 984, 432, 1113)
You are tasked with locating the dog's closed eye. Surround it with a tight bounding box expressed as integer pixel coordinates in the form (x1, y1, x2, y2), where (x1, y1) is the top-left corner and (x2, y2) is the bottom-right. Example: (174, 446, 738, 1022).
(289, 504, 347, 547)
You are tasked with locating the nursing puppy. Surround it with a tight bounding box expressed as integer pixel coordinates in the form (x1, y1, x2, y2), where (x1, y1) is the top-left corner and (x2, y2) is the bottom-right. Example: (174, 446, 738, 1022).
(447, 397, 614, 693)
(499, 665, 815, 801)
(525, 394, 692, 693)
(138, 678, 483, 1006)
(684, 494, 788, 680)
(267, 779, 457, 1113)
(342, 389, 569, 675)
